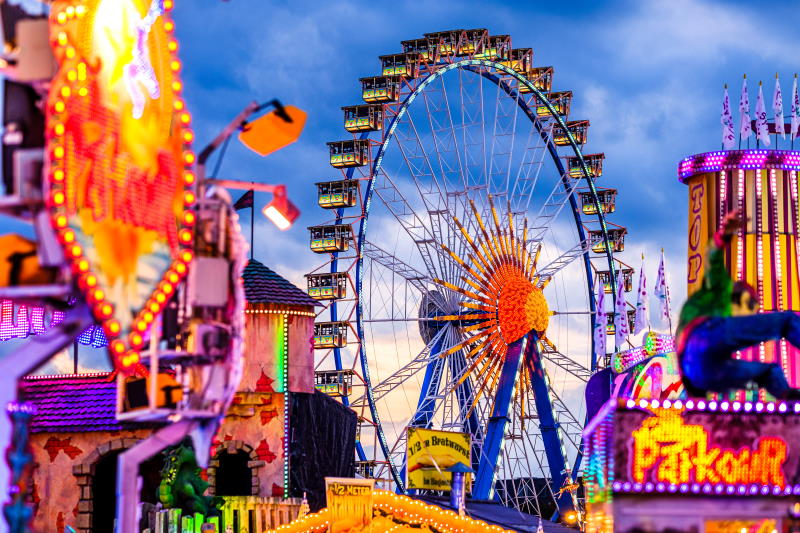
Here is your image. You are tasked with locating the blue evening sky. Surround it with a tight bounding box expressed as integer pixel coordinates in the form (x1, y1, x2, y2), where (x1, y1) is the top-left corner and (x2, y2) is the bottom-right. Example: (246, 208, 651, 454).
(3, 0, 800, 372)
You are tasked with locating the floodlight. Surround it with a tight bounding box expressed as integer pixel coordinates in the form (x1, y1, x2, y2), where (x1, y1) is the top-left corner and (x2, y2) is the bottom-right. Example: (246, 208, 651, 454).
(262, 185, 299, 231)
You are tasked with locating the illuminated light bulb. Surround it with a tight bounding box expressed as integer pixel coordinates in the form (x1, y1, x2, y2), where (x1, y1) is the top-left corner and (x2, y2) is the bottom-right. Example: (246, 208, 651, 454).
(164, 0, 174, 10)
(78, 87, 88, 97)
(62, 229, 76, 243)
(183, 172, 195, 184)
(170, 60, 181, 72)
(92, 288, 104, 302)
(83, 274, 97, 287)
(54, 100, 65, 113)
(107, 320, 121, 335)
(182, 130, 194, 143)
(98, 303, 113, 318)
(183, 151, 195, 164)
(183, 211, 195, 225)
(168, 271, 180, 284)
(122, 352, 140, 367)
(164, 21, 175, 32)
(136, 320, 147, 332)
(143, 311, 154, 322)
(111, 340, 125, 354)
(149, 302, 160, 313)
(57, 31, 68, 46)
(183, 191, 196, 205)
(181, 250, 193, 263)
(180, 112, 191, 124)
(130, 332, 143, 347)
(77, 259, 89, 272)
(54, 214, 67, 228)
(54, 123, 65, 136)
(67, 70, 77, 82)
(167, 40, 178, 52)
(161, 282, 173, 295)
(174, 100, 184, 110)
(179, 229, 192, 243)
(75, 5, 86, 16)
(65, 46, 76, 59)
(155, 292, 166, 304)
(53, 169, 65, 182)
(175, 263, 187, 274)
(56, 11, 67, 24)
(53, 146, 65, 159)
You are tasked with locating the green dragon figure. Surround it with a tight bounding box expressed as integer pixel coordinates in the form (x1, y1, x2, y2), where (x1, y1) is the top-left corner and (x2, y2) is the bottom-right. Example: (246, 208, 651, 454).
(158, 443, 222, 517)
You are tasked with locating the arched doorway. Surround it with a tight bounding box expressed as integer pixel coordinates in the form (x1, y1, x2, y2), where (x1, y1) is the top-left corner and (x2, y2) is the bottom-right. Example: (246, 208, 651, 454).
(214, 450, 252, 497)
(90, 450, 162, 532)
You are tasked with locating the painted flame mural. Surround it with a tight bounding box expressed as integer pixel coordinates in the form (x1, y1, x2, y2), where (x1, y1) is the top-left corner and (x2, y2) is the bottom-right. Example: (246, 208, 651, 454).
(46, 0, 195, 372)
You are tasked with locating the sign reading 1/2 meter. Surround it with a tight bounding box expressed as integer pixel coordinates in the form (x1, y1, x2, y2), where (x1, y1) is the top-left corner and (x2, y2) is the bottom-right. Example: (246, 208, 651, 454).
(47, 0, 195, 373)
(325, 477, 374, 533)
(406, 428, 471, 491)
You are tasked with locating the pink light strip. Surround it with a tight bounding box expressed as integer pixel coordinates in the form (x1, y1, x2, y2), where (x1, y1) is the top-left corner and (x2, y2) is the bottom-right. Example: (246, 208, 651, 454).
(678, 150, 800, 182)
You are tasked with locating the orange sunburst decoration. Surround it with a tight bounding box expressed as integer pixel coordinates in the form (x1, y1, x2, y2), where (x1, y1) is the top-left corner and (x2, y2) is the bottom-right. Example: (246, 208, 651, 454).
(432, 195, 552, 407)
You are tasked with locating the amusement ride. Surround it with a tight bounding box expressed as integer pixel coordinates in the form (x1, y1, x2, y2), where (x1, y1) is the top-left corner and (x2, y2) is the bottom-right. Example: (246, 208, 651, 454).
(306, 29, 632, 517)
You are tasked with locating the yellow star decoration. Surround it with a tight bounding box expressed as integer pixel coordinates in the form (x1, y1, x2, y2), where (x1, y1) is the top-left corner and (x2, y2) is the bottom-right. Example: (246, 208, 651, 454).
(432, 195, 554, 416)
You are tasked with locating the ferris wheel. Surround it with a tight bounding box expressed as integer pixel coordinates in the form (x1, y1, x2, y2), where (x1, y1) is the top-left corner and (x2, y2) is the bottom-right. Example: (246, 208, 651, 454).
(306, 29, 627, 517)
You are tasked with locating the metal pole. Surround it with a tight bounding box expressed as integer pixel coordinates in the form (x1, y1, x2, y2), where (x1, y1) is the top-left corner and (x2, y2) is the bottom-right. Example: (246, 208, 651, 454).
(250, 201, 255, 260)
(73, 341, 78, 374)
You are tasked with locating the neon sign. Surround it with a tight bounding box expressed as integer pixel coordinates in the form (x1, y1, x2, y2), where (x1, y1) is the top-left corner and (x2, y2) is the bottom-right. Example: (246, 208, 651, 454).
(632, 410, 787, 487)
(46, 0, 195, 373)
(0, 299, 107, 347)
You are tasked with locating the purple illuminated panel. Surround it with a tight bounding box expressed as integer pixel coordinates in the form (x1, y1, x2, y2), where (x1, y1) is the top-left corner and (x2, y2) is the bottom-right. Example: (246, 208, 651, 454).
(0, 299, 106, 347)
(678, 150, 800, 182)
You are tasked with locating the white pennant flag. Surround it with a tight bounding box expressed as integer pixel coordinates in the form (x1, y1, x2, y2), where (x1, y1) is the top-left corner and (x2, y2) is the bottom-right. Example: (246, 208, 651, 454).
(792, 74, 800, 140)
(654, 250, 671, 325)
(740, 76, 752, 140)
(721, 85, 736, 149)
(614, 272, 629, 348)
(593, 279, 606, 363)
(756, 82, 771, 146)
(774, 76, 785, 139)
(633, 258, 650, 335)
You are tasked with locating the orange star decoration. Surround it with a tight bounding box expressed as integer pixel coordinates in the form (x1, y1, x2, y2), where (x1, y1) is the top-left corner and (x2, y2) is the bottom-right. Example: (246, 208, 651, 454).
(432, 195, 555, 413)
(46, 0, 195, 373)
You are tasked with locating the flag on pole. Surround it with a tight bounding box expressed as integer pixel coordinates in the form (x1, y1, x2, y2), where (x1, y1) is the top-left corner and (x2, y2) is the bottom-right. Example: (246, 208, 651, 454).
(614, 272, 629, 348)
(773, 75, 785, 139)
(633, 257, 650, 335)
(654, 250, 672, 327)
(721, 85, 736, 149)
(756, 82, 771, 146)
(792, 74, 800, 140)
(593, 279, 606, 364)
(233, 189, 255, 210)
(740, 76, 752, 141)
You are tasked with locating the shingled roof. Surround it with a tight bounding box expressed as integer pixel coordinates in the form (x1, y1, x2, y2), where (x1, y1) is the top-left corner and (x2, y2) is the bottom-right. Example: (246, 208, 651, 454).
(19, 373, 154, 433)
(242, 259, 318, 307)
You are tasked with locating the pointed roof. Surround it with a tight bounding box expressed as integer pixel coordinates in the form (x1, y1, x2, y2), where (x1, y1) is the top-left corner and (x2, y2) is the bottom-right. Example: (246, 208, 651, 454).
(242, 259, 318, 307)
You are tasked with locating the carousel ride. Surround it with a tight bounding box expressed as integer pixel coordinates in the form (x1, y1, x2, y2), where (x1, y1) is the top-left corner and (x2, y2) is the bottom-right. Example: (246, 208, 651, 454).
(305, 29, 633, 518)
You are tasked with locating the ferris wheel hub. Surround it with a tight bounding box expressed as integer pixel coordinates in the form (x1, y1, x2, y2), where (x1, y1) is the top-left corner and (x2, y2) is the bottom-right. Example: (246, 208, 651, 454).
(497, 277, 549, 343)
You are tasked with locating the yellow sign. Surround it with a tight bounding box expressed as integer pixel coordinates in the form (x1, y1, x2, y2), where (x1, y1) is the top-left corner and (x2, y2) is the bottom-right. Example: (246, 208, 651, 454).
(406, 428, 471, 490)
(705, 519, 776, 533)
(325, 477, 374, 533)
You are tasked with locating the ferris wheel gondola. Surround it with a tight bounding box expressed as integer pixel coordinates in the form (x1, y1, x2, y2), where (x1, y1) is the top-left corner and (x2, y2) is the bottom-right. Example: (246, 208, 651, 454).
(305, 28, 627, 518)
